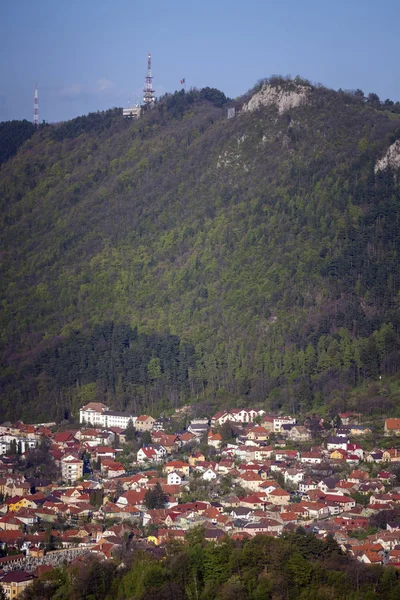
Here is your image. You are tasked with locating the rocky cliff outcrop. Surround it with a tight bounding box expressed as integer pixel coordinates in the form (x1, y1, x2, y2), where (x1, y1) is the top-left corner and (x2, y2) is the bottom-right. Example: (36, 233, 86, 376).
(242, 83, 310, 114)
(375, 139, 400, 173)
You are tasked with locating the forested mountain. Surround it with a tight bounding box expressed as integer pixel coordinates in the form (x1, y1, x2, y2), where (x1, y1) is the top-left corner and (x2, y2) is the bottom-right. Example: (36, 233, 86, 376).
(1, 79, 400, 422)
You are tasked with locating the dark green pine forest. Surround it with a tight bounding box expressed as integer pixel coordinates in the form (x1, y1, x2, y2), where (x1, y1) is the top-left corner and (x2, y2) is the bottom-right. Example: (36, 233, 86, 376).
(1, 79, 400, 422)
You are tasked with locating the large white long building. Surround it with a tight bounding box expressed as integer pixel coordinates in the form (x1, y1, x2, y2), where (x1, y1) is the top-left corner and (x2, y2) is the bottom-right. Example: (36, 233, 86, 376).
(0, 435, 38, 455)
(79, 402, 136, 429)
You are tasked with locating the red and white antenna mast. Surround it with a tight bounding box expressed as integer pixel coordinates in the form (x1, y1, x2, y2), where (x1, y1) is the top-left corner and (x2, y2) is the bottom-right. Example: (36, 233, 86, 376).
(34, 84, 39, 127)
(143, 53, 155, 107)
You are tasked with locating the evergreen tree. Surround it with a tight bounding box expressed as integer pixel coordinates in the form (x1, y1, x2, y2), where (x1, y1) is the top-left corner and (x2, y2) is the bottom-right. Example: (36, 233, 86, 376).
(125, 418, 135, 443)
(144, 482, 168, 510)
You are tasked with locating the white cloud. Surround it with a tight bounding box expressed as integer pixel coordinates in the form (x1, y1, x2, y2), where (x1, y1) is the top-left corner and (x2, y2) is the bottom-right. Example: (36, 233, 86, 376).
(97, 78, 114, 92)
(60, 83, 83, 97)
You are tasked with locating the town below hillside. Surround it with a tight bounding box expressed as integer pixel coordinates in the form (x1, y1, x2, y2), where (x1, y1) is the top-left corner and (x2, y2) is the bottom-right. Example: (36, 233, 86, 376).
(2, 403, 400, 597)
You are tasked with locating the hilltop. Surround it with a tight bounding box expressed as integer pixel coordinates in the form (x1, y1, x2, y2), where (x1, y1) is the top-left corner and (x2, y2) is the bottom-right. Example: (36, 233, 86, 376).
(1, 78, 400, 422)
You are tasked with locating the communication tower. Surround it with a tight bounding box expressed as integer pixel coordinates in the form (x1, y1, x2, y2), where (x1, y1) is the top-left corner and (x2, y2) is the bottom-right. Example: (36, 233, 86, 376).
(34, 84, 39, 127)
(143, 53, 155, 107)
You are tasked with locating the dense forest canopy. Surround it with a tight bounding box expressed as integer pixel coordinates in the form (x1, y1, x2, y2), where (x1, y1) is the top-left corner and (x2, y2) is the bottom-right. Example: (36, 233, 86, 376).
(1, 80, 400, 422)
(0, 120, 35, 165)
(21, 529, 400, 600)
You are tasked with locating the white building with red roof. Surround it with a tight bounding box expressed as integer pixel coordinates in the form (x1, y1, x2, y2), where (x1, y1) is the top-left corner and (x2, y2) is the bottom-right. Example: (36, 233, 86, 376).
(79, 403, 136, 430)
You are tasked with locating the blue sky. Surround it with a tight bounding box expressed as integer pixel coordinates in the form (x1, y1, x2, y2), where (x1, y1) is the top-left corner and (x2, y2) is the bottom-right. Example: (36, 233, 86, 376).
(1, 0, 399, 123)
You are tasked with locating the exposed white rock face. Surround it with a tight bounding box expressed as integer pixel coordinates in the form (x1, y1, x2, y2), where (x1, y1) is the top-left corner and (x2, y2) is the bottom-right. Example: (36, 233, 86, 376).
(375, 140, 400, 173)
(242, 84, 310, 115)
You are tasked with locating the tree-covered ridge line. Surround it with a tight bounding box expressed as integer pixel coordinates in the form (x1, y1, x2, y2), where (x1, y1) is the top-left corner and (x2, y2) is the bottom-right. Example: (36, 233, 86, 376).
(22, 529, 400, 600)
(1, 80, 400, 421)
(0, 120, 36, 166)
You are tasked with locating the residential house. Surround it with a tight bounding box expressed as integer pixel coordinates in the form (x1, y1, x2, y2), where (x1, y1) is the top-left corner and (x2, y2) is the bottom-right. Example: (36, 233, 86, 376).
(239, 495, 267, 510)
(348, 470, 369, 484)
(179, 432, 197, 446)
(14, 509, 38, 527)
(275, 450, 299, 462)
(384, 419, 400, 436)
(327, 436, 348, 451)
(211, 412, 230, 427)
(261, 416, 274, 432)
(0, 571, 34, 598)
(243, 518, 283, 536)
(337, 425, 372, 437)
(329, 449, 349, 461)
(117, 489, 147, 508)
(188, 419, 209, 436)
(94, 446, 116, 461)
(217, 460, 235, 474)
(272, 416, 296, 433)
(246, 426, 269, 442)
(188, 453, 206, 467)
(203, 468, 218, 482)
(324, 494, 356, 515)
(346, 443, 364, 460)
(287, 426, 311, 442)
(102, 461, 126, 478)
(208, 431, 222, 449)
(300, 501, 330, 520)
(229, 506, 253, 520)
(299, 478, 318, 494)
(253, 446, 273, 461)
(300, 451, 323, 465)
(0, 514, 23, 530)
(165, 461, 190, 477)
(211, 409, 265, 426)
(382, 448, 400, 463)
(167, 472, 182, 486)
(135, 415, 155, 432)
(238, 472, 264, 492)
(284, 468, 305, 486)
(137, 446, 162, 465)
(338, 412, 360, 425)
(377, 471, 394, 483)
(366, 450, 384, 463)
(6, 496, 38, 513)
(318, 478, 340, 494)
(151, 433, 181, 454)
(267, 488, 290, 506)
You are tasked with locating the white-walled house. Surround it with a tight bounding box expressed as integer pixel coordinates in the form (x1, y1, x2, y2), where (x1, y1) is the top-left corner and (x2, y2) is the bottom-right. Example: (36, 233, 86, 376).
(300, 451, 323, 464)
(273, 416, 296, 433)
(284, 468, 305, 486)
(137, 446, 163, 464)
(327, 436, 349, 451)
(203, 468, 218, 481)
(167, 472, 182, 485)
(299, 478, 318, 494)
(211, 409, 266, 426)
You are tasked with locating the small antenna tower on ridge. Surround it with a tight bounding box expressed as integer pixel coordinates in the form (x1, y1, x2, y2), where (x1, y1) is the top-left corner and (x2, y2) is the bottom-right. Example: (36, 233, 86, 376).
(34, 84, 39, 127)
(143, 53, 155, 107)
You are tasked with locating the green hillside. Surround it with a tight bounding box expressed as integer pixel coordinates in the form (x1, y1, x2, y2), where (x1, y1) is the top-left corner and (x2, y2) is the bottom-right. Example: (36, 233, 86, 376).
(1, 80, 400, 422)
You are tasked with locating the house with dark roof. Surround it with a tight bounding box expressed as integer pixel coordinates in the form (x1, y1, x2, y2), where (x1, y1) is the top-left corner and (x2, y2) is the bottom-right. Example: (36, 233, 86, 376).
(0, 570, 34, 598)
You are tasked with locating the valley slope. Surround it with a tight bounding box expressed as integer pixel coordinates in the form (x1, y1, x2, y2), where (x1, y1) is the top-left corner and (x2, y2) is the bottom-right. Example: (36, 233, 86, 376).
(1, 80, 400, 422)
